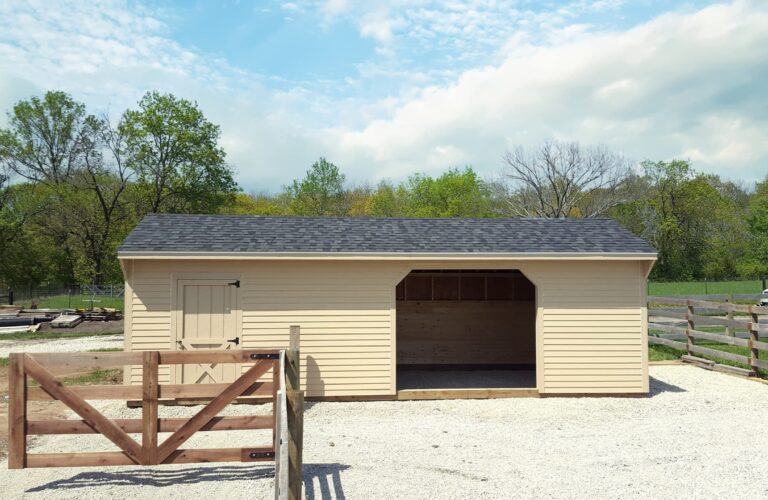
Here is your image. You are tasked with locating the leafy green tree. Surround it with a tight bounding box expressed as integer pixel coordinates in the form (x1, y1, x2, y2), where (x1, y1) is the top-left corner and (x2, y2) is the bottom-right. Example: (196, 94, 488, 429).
(122, 91, 238, 213)
(612, 160, 747, 280)
(221, 192, 289, 216)
(0, 92, 136, 284)
(739, 177, 768, 278)
(0, 91, 89, 184)
(400, 167, 492, 217)
(369, 181, 402, 217)
(287, 158, 348, 215)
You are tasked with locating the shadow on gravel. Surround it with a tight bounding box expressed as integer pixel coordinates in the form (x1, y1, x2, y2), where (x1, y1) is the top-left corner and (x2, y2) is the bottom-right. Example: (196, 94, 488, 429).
(27, 462, 350, 498)
(304, 463, 350, 500)
(649, 376, 686, 396)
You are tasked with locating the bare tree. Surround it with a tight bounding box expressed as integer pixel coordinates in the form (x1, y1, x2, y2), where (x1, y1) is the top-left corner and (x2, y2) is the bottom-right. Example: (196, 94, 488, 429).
(502, 140, 631, 218)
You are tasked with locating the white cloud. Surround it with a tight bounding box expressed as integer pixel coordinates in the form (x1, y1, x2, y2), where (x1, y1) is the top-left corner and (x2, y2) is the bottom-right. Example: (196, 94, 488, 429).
(0, 0, 766, 192)
(323, 0, 768, 183)
(0, 0, 324, 190)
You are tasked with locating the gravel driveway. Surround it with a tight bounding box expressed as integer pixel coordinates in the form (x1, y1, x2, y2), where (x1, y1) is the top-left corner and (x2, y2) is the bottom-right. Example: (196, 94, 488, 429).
(0, 335, 123, 357)
(2, 365, 767, 499)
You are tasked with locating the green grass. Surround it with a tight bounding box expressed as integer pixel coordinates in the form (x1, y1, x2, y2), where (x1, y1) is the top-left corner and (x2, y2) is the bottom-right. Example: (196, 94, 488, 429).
(12, 294, 124, 310)
(0, 357, 7, 367)
(649, 335, 768, 378)
(0, 329, 122, 341)
(648, 280, 763, 296)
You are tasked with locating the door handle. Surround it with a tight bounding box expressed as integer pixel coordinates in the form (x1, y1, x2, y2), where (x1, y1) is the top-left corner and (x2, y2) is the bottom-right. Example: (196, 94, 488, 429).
(227, 337, 240, 346)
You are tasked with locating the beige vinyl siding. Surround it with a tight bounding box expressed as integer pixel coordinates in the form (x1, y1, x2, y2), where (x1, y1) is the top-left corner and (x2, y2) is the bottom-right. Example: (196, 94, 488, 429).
(126, 266, 173, 384)
(523, 261, 646, 394)
(125, 260, 404, 396)
(123, 257, 649, 397)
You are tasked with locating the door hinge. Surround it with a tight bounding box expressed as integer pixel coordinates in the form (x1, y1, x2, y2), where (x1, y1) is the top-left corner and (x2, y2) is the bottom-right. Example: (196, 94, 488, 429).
(227, 337, 240, 346)
(228, 280, 240, 288)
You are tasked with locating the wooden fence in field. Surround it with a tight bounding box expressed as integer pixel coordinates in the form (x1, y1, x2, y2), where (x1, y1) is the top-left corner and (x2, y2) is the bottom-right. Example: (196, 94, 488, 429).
(648, 297, 768, 375)
(8, 327, 304, 500)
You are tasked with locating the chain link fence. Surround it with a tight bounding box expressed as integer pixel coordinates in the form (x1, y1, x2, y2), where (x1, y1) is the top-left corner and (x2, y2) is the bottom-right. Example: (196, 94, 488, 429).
(0, 284, 124, 309)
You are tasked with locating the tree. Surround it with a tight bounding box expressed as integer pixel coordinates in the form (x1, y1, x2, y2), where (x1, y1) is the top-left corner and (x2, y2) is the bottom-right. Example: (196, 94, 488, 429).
(222, 192, 289, 216)
(287, 158, 348, 216)
(122, 91, 238, 213)
(0, 91, 89, 184)
(611, 160, 746, 280)
(0, 92, 136, 283)
(400, 167, 492, 217)
(503, 140, 630, 218)
(369, 181, 402, 217)
(739, 176, 768, 278)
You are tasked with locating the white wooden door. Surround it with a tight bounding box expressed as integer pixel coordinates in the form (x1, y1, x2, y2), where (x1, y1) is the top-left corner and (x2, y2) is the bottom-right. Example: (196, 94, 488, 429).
(175, 279, 240, 384)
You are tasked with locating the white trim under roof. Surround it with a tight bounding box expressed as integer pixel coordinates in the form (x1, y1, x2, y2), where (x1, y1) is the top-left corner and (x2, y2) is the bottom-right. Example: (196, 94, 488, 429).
(118, 251, 657, 261)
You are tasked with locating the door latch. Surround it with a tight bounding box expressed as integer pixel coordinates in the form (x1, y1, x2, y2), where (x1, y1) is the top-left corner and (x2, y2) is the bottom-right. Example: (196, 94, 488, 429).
(228, 280, 240, 288)
(227, 337, 240, 346)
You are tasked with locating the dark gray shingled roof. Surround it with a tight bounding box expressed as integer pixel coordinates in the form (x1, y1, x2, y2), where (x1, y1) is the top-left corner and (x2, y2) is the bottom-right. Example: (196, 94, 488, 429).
(118, 214, 656, 255)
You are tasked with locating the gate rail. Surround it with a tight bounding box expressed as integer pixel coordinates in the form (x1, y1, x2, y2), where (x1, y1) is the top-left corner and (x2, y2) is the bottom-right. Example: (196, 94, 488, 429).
(8, 329, 304, 499)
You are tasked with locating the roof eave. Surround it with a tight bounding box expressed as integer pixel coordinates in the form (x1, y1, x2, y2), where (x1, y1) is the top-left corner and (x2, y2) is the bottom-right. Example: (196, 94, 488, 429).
(117, 251, 658, 261)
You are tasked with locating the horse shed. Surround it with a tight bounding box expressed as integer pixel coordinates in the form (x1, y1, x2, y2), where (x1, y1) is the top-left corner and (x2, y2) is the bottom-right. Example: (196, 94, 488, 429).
(117, 214, 657, 399)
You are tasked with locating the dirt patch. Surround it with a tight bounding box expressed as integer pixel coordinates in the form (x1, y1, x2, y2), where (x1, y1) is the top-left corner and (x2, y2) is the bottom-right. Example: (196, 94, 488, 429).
(35, 318, 123, 335)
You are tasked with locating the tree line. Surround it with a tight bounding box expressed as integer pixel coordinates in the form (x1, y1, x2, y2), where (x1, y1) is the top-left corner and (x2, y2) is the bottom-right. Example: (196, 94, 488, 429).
(1, 90, 766, 287)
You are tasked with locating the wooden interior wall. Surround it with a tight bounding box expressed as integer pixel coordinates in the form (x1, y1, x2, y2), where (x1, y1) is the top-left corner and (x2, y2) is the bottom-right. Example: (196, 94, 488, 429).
(396, 272, 536, 366)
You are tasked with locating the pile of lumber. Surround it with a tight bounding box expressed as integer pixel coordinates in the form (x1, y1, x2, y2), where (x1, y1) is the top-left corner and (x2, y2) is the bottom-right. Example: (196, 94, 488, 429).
(0, 324, 41, 335)
(50, 315, 84, 328)
(82, 307, 121, 321)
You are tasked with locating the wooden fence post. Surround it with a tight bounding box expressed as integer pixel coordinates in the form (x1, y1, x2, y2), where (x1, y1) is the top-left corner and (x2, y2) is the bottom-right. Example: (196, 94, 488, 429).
(8, 353, 26, 469)
(142, 351, 159, 465)
(750, 309, 760, 375)
(686, 301, 695, 356)
(726, 294, 735, 337)
(286, 325, 303, 500)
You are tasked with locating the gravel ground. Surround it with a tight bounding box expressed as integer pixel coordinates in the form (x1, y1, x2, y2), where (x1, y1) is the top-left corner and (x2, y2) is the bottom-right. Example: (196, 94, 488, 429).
(2, 365, 768, 499)
(0, 334, 124, 357)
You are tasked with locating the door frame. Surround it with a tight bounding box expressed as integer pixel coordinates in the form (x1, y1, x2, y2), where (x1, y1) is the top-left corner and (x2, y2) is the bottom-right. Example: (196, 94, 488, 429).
(170, 273, 243, 384)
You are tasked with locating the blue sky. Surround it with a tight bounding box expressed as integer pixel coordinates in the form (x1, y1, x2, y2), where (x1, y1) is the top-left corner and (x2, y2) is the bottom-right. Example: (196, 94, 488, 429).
(0, 0, 766, 191)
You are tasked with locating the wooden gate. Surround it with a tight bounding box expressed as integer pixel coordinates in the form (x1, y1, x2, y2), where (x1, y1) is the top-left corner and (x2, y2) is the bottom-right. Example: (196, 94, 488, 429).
(7, 329, 304, 500)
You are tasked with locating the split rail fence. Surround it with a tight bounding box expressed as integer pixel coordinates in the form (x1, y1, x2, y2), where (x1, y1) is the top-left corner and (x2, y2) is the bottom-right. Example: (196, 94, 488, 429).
(648, 297, 768, 375)
(7, 326, 304, 500)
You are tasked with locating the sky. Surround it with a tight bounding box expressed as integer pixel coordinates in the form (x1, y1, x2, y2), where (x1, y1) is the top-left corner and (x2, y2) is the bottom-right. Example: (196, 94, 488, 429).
(0, 0, 766, 192)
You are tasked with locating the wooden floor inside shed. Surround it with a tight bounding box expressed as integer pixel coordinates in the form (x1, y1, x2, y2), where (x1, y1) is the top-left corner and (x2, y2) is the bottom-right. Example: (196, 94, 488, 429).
(396, 368, 538, 400)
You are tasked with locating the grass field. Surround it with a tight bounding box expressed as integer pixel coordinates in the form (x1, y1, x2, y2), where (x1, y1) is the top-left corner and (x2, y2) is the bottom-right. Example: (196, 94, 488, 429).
(11, 294, 124, 310)
(648, 280, 764, 296)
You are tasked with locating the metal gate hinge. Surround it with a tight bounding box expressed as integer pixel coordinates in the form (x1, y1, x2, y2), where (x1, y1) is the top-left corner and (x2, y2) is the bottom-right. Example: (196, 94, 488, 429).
(249, 451, 275, 459)
(250, 353, 279, 359)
